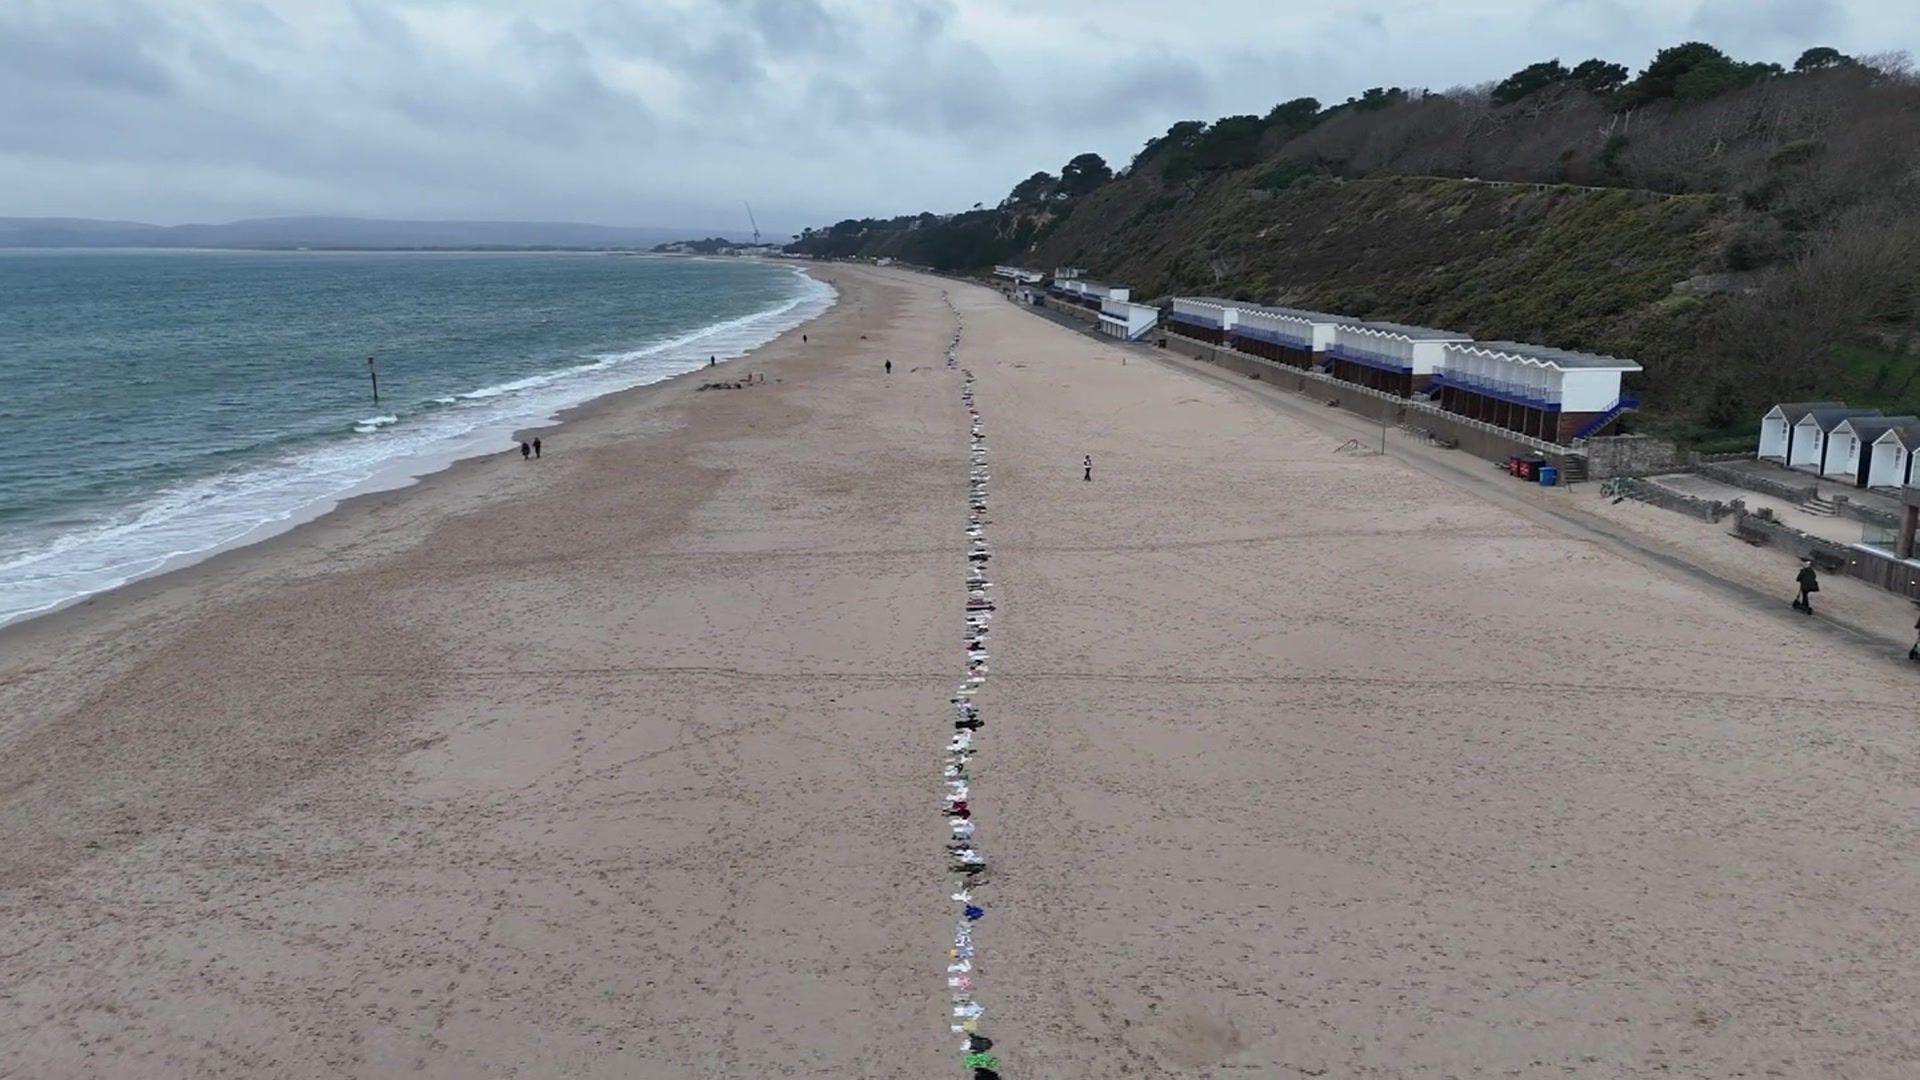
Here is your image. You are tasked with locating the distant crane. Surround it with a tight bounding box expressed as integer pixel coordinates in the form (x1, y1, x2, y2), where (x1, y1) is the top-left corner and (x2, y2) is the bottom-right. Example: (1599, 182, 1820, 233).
(744, 202, 761, 247)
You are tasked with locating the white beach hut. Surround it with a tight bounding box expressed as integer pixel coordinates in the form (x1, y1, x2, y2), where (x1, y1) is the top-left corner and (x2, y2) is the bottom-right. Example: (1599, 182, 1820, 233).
(1328, 321, 1472, 398)
(1228, 304, 1351, 369)
(1789, 407, 1880, 473)
(1758, 402, 1845, 461)
(1436, 342, 1643, 443)
(1168, 297, 1238, 345)
(1868, 423, 1920, 490)
(1825, 415, 1918, 486)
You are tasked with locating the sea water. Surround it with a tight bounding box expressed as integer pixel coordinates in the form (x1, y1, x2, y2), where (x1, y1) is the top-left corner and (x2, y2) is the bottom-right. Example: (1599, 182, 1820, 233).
(0, 250, 834, 627)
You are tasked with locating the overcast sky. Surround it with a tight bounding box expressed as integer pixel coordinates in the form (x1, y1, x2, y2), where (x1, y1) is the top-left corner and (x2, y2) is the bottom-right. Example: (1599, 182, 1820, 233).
(1, 0, 1912, 235)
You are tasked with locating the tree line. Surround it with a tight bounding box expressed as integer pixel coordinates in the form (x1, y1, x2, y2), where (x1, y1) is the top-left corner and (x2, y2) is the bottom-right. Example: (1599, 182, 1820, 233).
(786, 41, 1920, 435)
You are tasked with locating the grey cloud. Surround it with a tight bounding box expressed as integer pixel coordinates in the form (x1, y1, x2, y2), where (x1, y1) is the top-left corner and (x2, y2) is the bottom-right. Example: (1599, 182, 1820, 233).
(1, 0, 1915, 233)
(1528, 0, 1639, 44)
(1688, 0, 1844, 47)
(723, 0, 845, 55)
(0, 1, 175, 96)
(1045, 52, 1215, 130)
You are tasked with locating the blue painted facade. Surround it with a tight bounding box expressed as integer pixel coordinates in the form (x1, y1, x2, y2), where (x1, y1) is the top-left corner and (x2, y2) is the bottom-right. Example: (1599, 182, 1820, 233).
(1230, 325, 1312, 351)
(1327, 343, 1412, 374)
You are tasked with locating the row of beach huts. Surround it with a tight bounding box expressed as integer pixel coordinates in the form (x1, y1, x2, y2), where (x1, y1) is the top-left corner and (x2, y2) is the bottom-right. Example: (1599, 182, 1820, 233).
(995, 266, 1643, 447)
(1759, 403, 1920, 493)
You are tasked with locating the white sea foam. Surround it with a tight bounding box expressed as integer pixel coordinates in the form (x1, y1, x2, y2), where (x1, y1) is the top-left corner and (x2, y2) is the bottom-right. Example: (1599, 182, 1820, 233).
(0, 266, 837, 628)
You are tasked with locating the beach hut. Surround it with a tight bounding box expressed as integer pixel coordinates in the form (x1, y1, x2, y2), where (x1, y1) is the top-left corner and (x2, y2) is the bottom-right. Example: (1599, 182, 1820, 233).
(1168, 297, 1237, 345)
(1327, 321, 1472, 398)
(1436, 342, 1643, 443)
(1788, 406, 1880, 473)
(1228, 304, 1351, 369)
(1758, 402, 1845, 461)
(1867, 423, 1920, 491)
(1098, 297, 1160, 341)
(1825, 415, 1918, 486)
(1055, 279, 1125, 310)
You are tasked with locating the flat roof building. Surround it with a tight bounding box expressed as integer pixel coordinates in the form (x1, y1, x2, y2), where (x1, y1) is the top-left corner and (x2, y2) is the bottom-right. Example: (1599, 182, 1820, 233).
(1438, 341, 1643, 443)
(1160, 295, 1648, 445)
(1075, 280, 1129, 303)
(1098, 297, 1160, 342)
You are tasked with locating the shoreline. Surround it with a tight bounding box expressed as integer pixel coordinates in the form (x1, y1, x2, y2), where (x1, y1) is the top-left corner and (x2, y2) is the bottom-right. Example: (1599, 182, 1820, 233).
(0, 263, 834, 640)
(6, 264, 1920, 1077)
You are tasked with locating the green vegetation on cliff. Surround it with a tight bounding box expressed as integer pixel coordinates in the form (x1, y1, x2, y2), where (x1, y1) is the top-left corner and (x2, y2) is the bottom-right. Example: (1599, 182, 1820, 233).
(790, 43, 1920, 440)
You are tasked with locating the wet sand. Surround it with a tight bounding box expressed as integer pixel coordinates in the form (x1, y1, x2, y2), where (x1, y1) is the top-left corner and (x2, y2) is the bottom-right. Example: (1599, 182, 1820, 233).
(3, 264, 1918, 1078)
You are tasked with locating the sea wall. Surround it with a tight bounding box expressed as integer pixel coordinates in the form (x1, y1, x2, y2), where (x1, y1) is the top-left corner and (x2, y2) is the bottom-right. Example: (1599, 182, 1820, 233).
(1697, 462, 1818, 503)
(1619, 478, 1730, 522)
(1830, 494, 1899, 530)
(1163, 333, 1550, 465)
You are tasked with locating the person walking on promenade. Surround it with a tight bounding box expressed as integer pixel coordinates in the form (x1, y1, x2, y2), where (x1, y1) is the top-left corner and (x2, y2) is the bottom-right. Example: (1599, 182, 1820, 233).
(1083, 455, 1093, 482)
(1793, 558, 1819, 614)
(532, 437, 542, 459)
(519, 441, 531, 461)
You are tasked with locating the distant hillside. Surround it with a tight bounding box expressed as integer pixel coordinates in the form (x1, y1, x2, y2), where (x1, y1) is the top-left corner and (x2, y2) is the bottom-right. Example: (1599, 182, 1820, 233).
(0, 216, 729, 251)
(791, 44, 1920, 447)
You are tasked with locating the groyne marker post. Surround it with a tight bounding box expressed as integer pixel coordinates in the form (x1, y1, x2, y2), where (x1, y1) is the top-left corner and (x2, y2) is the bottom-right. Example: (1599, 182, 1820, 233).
(367, 356, 379, 404)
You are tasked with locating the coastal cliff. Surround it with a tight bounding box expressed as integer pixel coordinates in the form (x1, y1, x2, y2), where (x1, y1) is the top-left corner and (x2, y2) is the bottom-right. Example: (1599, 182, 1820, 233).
(791, 47, 1920, 448)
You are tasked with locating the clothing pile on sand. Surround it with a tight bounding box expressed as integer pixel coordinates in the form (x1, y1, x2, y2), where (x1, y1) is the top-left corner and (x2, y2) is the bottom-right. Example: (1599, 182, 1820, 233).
(940, 295, 1001, 1080)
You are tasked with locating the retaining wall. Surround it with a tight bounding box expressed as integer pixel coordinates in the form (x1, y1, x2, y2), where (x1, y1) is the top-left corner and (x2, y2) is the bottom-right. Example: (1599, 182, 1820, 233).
(1697, 462, 1818, 503)
(1618, 478, 1730, 522)
(1163, 334, 1549, 466)
(1830, 495, 1899, 530)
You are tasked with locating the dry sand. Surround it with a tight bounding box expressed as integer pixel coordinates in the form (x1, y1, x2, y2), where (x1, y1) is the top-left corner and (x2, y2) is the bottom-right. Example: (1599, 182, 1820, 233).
(3, 264, 1919, 1078)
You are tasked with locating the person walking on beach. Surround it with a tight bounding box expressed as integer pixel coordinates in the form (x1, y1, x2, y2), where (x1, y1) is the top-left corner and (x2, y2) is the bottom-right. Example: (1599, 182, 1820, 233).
(1793, 558, 1819, 614)
(532, 437, 542, 459)
(709, 355, 716, 367)
(1083, 455, 1093, 482)
(519, 441, 531, 461)
(885, 359, 892, 375)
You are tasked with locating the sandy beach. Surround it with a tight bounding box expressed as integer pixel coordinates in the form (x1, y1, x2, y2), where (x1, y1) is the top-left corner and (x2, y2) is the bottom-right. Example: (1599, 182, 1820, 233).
(4, 264, 1919, 1078)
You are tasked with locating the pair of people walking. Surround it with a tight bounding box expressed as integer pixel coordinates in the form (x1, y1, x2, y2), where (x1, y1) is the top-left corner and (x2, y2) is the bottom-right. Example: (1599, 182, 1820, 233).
(518, 438, 542, 460)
